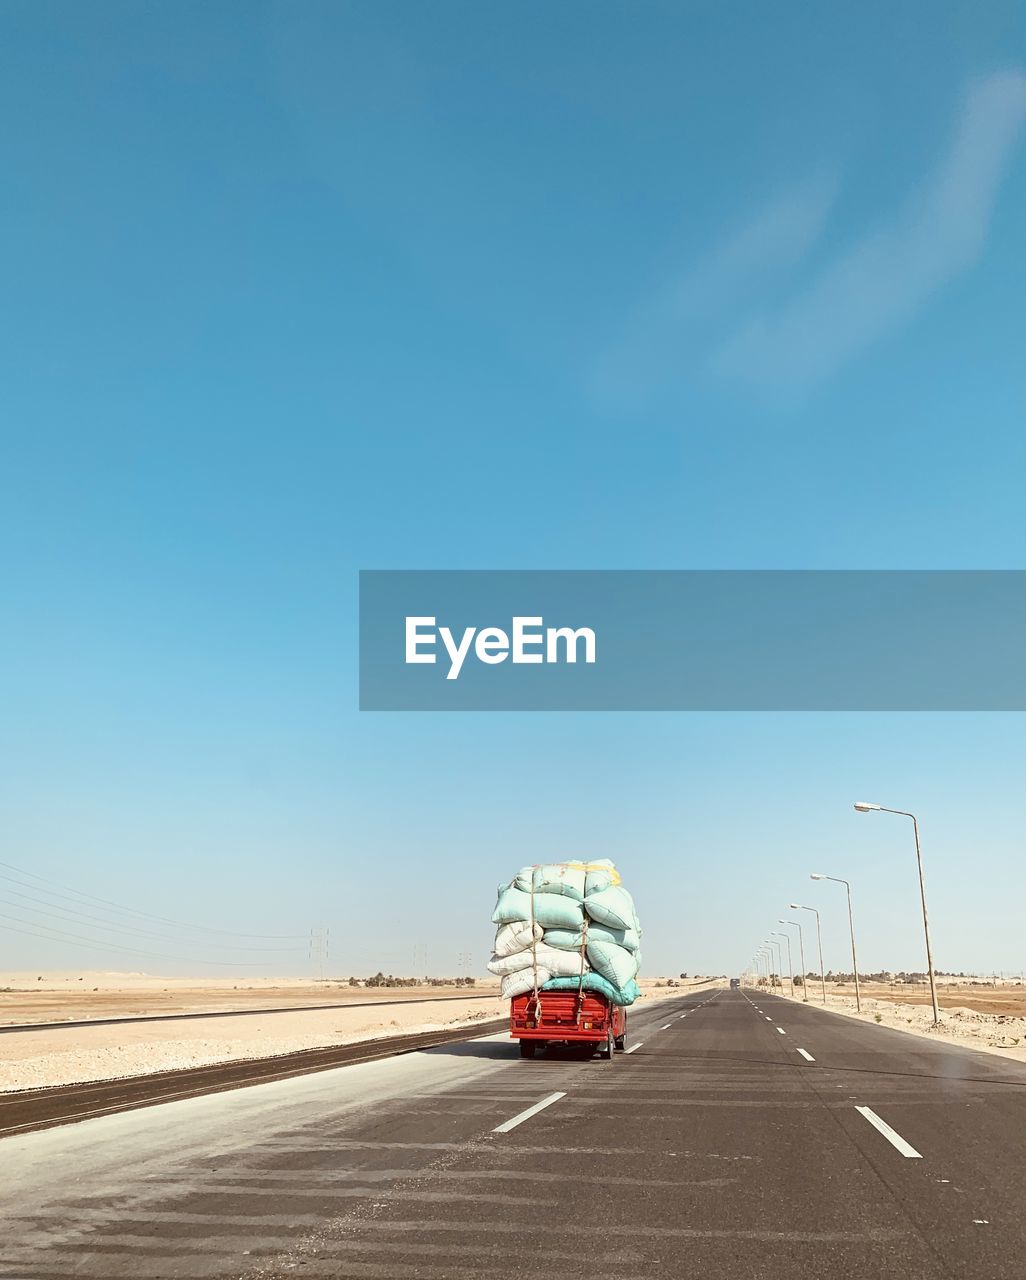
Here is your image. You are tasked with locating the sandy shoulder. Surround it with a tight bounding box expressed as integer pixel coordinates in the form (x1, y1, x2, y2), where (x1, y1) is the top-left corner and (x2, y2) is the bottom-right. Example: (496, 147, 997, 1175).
(775, 989, 1026, 1067)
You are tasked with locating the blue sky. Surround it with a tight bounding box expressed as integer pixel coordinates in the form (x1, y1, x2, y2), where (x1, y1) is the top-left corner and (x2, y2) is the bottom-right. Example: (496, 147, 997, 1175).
(2, 1, 1026, 979)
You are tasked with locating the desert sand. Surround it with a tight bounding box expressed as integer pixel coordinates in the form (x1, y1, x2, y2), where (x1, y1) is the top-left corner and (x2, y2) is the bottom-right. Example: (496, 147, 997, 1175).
(0, 973, 713, 1092)
(0, 972, 499, 1025)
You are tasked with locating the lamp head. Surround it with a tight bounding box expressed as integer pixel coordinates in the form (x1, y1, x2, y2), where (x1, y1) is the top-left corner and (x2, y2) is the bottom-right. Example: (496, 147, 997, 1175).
(854, 801, 881, 813)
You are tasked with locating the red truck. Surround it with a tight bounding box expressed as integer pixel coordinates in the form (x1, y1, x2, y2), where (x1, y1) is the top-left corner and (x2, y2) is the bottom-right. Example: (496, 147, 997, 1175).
(509, 989, 627, 1060)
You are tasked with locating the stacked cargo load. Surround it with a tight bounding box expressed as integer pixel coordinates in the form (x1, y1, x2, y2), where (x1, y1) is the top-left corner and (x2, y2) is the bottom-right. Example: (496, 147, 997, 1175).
(488, 860, 642, 1005)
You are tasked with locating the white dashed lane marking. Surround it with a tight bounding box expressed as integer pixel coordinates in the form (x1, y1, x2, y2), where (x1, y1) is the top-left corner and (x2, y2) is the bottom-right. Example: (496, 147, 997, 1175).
(855, 1106, 923, 1158)
(776, 1027, 786, 1035)
(796, 1048, 815, 1062)
(493, 1091, 567, 1134)
(625, 1042, 644, 1055)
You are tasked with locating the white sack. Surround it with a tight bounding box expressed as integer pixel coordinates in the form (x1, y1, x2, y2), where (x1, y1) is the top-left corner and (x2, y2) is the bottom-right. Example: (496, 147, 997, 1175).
(500, 966, 553, 1000)
(488, 944, 588, 978)
(493, 920, 543, 957)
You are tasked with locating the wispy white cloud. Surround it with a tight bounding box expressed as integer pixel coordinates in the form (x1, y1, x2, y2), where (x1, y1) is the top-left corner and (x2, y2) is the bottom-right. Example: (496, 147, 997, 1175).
(595, 176, 836, 407)
(662, 177, 839, 325)
(712, 72, 1026, 395)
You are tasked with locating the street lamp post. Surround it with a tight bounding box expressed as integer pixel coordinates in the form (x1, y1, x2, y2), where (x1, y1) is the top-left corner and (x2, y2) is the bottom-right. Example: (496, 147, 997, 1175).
(854, 801, 940, 1027)
(765, 938, 785, 994)
(791, 903, 827, 1004)
(779, 919, 808, 1001)
(771, 931, 795, 998)
(810, 873, 861, 1012)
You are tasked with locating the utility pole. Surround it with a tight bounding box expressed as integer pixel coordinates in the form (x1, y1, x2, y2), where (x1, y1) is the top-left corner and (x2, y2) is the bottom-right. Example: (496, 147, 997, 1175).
(309, 926, 329, 982)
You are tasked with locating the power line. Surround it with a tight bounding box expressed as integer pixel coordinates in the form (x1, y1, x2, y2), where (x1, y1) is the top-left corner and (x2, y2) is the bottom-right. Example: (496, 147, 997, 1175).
(0, 886, 304, 951)
(309, 926, 329, 981)
(0, 911, 283, 966)
(0, 859, 305, 940)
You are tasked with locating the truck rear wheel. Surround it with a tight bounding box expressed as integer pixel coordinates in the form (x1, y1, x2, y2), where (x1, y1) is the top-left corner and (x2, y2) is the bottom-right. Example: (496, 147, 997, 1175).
(603, 1028, 615, 1060)
(519, 1040, 537, 1059)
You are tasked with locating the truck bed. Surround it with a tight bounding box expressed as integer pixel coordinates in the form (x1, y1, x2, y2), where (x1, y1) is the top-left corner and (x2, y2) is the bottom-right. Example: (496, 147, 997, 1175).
(509, 989, 626, 1053)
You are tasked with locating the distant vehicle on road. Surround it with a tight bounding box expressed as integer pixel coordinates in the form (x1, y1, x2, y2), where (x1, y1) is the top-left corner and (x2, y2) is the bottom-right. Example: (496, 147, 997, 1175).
(510, 990, 626, 1060)
(730, 977, 741, 989)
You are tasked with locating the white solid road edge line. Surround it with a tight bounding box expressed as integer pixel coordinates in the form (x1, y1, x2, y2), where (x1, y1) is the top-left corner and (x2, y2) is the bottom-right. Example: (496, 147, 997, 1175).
(796, 1047, 815, 1061)
(625, 1041, 644, 1054)
(493, 1091, 567, 1134)
(855, 1105, 923, 1158)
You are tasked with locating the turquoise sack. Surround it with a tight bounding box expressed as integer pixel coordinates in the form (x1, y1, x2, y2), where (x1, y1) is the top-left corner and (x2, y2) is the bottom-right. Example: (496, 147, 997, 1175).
(492, 884, 584, 929)
(541, 973, 640, 1006)
(586, 938, 640, 988)
(491, 885, 533, 924)
(543, 924, 633, 950)
(531, 892, 585, 929)
(583, 885, 638, 932)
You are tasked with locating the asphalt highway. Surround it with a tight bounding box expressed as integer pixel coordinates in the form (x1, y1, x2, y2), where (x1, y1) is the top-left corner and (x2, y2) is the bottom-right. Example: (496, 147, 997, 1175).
(2, 985, 1025, 1279)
